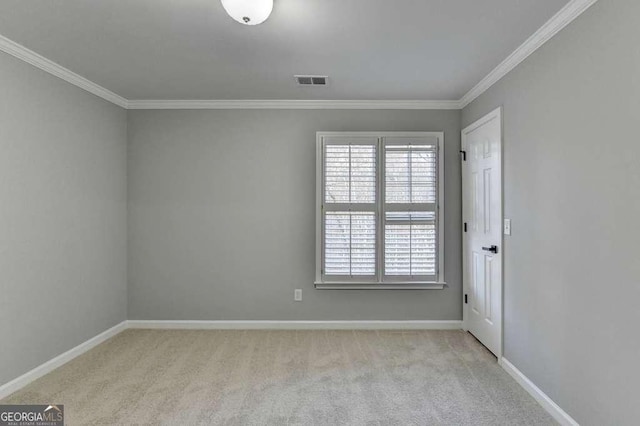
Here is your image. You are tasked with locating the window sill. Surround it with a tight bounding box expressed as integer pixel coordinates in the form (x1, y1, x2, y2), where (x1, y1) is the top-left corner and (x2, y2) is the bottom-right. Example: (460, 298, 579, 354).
(314, 282, 446, 290)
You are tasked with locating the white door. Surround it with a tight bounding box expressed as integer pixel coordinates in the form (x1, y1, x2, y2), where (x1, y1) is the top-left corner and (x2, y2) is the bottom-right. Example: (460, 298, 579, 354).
(462, 107, 503, 358)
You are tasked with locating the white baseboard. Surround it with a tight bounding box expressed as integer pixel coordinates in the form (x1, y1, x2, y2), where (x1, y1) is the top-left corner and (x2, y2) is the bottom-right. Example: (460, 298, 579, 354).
(0, 321, 128, 400)
(127, 320, 463, 330)
(500, 358, 579, 426)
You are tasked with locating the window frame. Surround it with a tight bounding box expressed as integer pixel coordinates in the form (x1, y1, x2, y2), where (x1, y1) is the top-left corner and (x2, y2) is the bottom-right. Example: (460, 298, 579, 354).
(315, 131, 445, 290)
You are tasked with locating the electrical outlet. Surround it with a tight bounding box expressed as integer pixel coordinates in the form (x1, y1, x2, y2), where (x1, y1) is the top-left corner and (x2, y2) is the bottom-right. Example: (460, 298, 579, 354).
(504, 219, 511, 235)
(294, 289, 302, 301)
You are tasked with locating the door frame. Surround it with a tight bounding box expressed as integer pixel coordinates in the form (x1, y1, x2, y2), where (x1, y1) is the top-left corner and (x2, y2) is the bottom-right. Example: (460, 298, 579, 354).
(461, 106, 504, 359)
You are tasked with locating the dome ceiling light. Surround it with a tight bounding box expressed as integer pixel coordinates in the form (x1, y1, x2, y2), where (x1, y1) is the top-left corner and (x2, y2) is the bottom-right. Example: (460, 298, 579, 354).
(220, 0, 273, 26)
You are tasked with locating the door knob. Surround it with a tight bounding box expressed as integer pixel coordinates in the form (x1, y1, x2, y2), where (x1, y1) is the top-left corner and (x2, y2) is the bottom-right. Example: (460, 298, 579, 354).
(482, 245, 498, 254)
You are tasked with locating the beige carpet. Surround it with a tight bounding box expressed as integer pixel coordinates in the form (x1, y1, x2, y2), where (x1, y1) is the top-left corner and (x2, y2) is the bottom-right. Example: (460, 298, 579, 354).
(2, 329, 555, 425)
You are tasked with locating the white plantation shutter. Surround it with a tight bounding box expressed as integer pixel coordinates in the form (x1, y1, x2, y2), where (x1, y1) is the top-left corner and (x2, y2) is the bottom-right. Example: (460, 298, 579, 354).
(322, 138, 377, 280)
(324, 144, 376, 204)
(324, 212, 376, 276)
(384, 212, 437, 276)
(383, 139, 439, 281)
(385, 143, 437, 204)
(317, 133, 442, 287)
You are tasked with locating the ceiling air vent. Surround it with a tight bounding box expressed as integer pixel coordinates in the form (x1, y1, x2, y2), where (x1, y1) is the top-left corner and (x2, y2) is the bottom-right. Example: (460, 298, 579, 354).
(295, 75, 328, 86)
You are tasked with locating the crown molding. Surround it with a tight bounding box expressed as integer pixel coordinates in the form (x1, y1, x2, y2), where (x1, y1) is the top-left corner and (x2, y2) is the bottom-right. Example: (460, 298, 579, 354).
(458, 0, 600, 108)
(126, 99, 462, 110)
(0, 35, 128, 108)
(1, 0, 599, 111)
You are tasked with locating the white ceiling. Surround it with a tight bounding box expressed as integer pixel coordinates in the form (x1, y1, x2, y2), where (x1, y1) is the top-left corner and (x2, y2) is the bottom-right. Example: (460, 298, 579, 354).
(0, 0, 570, 101)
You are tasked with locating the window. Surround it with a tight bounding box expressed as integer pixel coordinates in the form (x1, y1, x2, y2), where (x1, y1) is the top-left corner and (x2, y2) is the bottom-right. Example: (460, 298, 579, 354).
(315, 132, 444, 289)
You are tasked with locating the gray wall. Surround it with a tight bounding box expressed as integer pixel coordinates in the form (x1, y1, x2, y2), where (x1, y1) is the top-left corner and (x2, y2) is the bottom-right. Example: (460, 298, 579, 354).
(0, 52, 128, 385)
(128, 110, 461, 320)
(462, 0, 640, 424)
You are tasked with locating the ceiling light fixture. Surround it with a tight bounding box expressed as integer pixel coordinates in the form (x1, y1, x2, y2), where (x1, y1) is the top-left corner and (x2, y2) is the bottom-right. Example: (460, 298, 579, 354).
(220, 0, 273, 25)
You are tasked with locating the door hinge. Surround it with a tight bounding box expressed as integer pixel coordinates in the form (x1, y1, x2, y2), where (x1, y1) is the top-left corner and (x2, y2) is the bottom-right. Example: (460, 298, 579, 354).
(464, 222, 467, 232)
(460, 150, 467, 161)
(464, 294, 468, 304)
